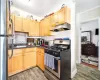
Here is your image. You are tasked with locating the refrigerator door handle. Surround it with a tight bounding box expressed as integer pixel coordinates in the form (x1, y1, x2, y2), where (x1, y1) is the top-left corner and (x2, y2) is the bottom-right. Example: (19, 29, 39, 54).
(8, 44, 13, 59)
(8, 19, 14, 59)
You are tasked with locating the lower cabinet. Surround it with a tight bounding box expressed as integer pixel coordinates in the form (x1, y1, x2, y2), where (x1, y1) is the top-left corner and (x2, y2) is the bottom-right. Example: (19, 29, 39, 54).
(37, 49, 45, 71)
(8, 49, 23, 76)
(8, 48, 44, 76)
(12, 53, 23, 74)
(23, 52, 36, 70)
(8, 58, 12, 75)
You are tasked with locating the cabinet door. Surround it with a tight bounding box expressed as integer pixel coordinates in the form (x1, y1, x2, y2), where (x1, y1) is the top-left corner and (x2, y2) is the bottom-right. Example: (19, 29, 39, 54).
(37, 52, 44, 71)
(14, 16, 23, 31)
(8, 58, 12, 74)
(12, 54, 23, 73)
(40, 20, 45, 36)
(37, 52, 40, 67)
(29, 20, 36, 36)
(23, 18, 30, 32)
(58, 7, 65, 25)
(42, 18, 48, 36)
(40, 53, 45, 71)
(51, 13, 58, 27)
(24, 52, 36, 70)
(65, 7, 71, 24)
(45, 16, 52, 36)
(35, 21, 40, 36)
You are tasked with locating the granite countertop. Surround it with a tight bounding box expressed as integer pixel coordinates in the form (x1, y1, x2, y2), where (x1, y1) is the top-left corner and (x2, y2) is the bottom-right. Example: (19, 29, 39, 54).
(8, 46, 46, 50)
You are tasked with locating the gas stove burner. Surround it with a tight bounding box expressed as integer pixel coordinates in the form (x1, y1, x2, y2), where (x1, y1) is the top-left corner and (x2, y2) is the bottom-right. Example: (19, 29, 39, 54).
(45, 43, 70, 57)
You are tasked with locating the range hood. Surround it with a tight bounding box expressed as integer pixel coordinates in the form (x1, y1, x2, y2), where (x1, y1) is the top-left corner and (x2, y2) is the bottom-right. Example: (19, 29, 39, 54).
(50, 23, 71, 32)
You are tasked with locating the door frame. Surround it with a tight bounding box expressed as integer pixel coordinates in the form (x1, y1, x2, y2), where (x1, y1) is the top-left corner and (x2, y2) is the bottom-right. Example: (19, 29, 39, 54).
(78, 17, 100, 70)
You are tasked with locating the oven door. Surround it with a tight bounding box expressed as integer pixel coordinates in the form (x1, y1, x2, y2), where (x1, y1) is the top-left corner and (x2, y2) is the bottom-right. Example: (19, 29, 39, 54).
(44, 58, 60, 80)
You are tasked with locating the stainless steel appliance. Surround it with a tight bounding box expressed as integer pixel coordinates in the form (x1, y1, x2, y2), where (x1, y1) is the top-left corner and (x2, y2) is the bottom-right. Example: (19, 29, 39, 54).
(0, 0, 14, 80)
(44, 38, 71, 80)
(50, 23, 71, 32)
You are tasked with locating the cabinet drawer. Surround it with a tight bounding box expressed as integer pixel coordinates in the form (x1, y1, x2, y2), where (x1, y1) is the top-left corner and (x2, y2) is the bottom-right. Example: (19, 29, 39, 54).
(8, 49, 22, 56)
(24, 51, 35, 56)
(36, 48, 44, 53)
(24, 48, 35, 53)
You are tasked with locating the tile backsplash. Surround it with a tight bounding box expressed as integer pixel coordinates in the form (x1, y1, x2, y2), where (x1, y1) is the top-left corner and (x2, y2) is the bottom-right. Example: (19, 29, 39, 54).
(8, 32, 28, 44)
(43, 30, 71, 46)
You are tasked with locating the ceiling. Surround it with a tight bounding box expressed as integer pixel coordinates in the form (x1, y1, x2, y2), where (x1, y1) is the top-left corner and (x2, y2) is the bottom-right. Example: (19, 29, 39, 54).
(12, 0, 100, 17)
(12, 0, 70, 17)
(76, 0, 100, 13)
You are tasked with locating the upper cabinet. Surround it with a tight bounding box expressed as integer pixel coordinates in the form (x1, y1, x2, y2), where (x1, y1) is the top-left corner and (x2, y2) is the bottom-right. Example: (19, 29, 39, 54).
(10, 6, 70, 36)
(29, 20, 35, 36)
(44, 16, 52, 36)
(40, 16, 52, 36)
(51, 13, 58, 27)
(51, 6, 71, 27)
(58, 7, 65, 25)
(65, 7, 71, 24)
(35, 21, 40, 36)
(39, 20, 45, 36)
(22, 18, 30, 32)
(29, 20, 39, 36)
(14, 15, 23, 31)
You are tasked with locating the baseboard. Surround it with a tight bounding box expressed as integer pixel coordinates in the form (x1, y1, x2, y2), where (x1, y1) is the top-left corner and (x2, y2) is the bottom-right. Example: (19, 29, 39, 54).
(71, 69, 77, 78)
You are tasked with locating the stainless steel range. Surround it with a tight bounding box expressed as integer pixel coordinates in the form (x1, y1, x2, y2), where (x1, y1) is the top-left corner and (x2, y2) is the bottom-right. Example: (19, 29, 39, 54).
(44, 38, 71, 80)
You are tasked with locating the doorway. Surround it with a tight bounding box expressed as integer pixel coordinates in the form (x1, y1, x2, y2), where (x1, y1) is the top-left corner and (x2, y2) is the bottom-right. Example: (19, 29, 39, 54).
(80, 19, 100, 69)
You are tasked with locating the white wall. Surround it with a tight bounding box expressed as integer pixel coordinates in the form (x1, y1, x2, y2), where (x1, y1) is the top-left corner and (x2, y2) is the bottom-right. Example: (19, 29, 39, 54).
(76, 6, 100, 63)
(11, 6, 42, 21)
(44, 1, 77, 78)
(76, 0, 100, 13)
(81, 20, 99, 46)
(80, 6, 100, 22)
(43, 30, 71, 46)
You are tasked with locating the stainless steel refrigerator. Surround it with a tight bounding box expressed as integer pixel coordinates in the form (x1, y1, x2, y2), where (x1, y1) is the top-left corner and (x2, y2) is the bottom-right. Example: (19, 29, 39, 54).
(0, 0, 13, 80)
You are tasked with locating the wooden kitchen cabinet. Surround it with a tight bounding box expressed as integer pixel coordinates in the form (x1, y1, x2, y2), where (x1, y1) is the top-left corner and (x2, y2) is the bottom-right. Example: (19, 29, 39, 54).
(36, 48, 45, 71)
(40, 16, 52, 36)
(58, 6, 71, 24)
(29, 20, 36, 36)
(65, 7, 71, 24)
(51, 6, 71, 27)
(11, 50, 23, 74)
(8, 58, 12, 75)
(22, 18, 30, 32)
(23, 51, 36, 69)
(58, 7, 65, 25)
(35, 21, 40, 36)
(45, 16, 52, 36)
(39, 20, 45, 36)
(29, 20, 40, 36)
(40, 53, 45, 71)
(51, 12, 58, 27)
(14, 15, 23, 31)
(8, 48, 38, 76)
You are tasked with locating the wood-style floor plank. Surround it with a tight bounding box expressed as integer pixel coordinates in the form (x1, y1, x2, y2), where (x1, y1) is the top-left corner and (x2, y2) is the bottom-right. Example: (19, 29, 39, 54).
(8, 67, 48, 80)
(72, 64, 100, 80)
(8, 64, 100, 80)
